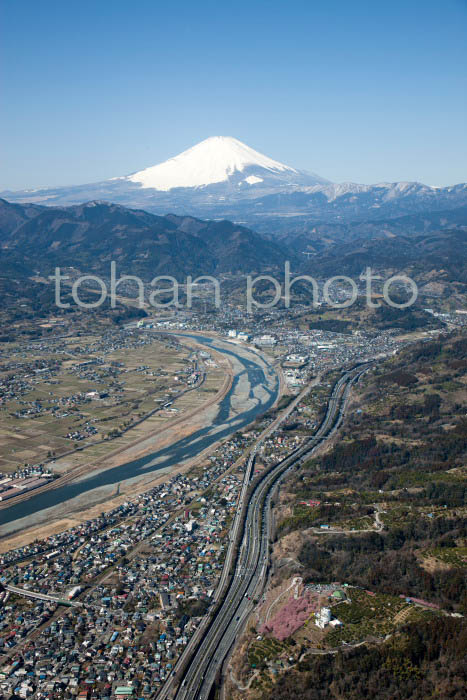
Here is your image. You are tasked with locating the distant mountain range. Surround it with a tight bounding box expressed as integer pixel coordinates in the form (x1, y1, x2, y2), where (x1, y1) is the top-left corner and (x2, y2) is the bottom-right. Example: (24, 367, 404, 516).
(0, 198, 290, 279)
(301, 228, 467, 284)
(274, 205, 467, 253)
(1, 137, 466, 303)
(2, 137, 466, 232)
(1, 198, 465, 293)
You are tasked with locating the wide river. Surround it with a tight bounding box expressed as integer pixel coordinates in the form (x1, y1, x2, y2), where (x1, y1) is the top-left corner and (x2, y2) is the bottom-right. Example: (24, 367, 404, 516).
(0, 335, 278, 531)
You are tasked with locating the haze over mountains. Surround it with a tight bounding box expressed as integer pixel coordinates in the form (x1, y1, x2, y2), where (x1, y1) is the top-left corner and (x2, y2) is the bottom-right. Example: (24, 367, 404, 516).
(1, 197, 465, 294)
(1, 136, 466, 290)
(3, 137, 467, 234)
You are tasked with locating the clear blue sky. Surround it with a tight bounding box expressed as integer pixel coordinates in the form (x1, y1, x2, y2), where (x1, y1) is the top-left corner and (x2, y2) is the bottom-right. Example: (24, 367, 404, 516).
(1, 0, 466, 189)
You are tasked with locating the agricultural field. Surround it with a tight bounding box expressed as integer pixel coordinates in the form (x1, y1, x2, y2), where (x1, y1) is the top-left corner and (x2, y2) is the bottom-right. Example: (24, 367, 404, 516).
(422, 545, 467, 569)
(325, 588, 413, 646)
(248, 637, 289, 669)
(0, 329, 226, 475)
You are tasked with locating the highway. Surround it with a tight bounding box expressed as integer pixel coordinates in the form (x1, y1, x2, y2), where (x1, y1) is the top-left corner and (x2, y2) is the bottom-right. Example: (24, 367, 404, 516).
(4, 584, 80, 608)
(155, 374, 324, 700)
(169, 363, 370, 700)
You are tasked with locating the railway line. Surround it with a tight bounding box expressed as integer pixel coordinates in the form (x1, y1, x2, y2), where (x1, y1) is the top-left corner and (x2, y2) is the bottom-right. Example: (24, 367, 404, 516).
(166, 363, 370, 700)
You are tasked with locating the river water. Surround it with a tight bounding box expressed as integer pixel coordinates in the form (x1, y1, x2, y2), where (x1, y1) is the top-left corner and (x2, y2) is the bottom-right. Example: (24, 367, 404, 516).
(0, 335, 278, 530)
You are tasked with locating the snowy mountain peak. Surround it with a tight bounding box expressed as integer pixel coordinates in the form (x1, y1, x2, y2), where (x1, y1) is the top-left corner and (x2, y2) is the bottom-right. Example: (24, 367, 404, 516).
(127, 136, 302, 191)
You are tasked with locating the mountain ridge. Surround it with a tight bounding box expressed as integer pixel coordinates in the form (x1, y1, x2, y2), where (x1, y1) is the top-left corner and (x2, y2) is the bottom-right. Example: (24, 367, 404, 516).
(0, 198, 292, 279)
(2, 137, 466, 230)
(124, 135, 327, 190)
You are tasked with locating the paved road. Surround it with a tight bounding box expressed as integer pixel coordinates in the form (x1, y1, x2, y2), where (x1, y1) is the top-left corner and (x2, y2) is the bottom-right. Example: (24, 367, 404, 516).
(155, 373, 321, 700)
(5, 584, 80, 608)
(310, 503, 384, 535)
(157, 374, 321, 700)
(171, 363, 370, 700)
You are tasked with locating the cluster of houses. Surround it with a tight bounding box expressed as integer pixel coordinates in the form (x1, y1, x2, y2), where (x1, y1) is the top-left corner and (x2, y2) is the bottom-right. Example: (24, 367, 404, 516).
(0, 425, 260, 698)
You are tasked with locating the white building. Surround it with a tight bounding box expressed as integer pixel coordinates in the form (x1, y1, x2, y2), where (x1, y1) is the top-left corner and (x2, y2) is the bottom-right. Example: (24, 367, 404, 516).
(329, 618, 343, 627)
(253, 334, 276, 347)
(315, 606, 332, 629)
(286, 354, 308, 364)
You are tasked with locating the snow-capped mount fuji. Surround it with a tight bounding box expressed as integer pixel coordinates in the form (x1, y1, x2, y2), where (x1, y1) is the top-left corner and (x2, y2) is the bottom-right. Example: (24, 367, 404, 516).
(1, 136, 329, 211)
(2, 136, 466, 232)
(124, 136, 328, 191)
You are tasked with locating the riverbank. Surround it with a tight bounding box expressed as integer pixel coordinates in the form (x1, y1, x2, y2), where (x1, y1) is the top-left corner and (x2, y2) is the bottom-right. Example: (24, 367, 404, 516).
(0, 336, 231, 512)
(0, 335, 280, 543)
